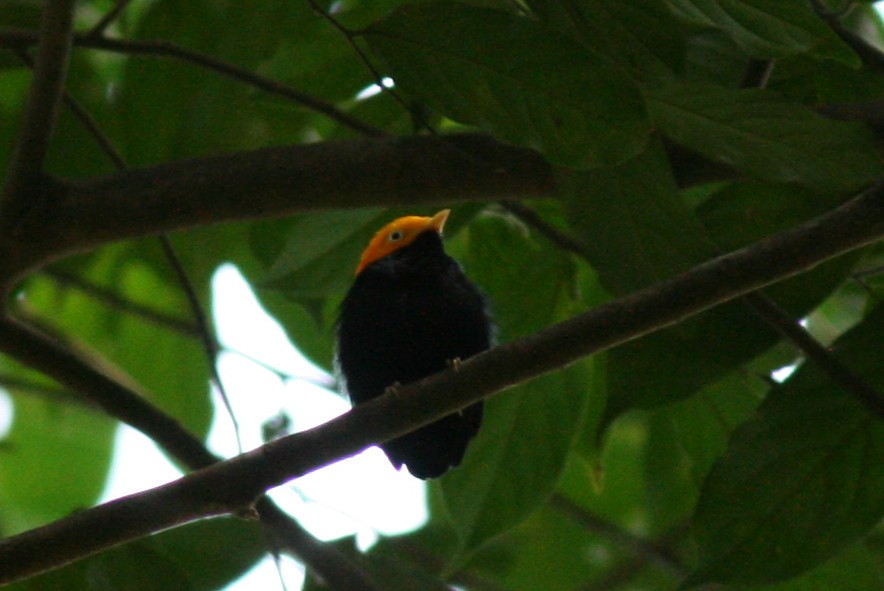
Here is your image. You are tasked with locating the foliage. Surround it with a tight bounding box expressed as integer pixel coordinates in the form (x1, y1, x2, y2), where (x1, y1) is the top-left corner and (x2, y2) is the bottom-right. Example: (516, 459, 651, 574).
(1, 0, 884, 590)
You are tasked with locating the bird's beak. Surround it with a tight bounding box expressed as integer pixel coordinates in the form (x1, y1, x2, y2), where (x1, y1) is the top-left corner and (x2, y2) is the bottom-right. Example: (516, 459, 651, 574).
(429, 209, 450, 234)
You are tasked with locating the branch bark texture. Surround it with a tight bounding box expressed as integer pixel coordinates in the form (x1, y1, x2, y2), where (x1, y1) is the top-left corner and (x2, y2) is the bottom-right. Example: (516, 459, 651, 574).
(0, 133, 553, 290)
(2, 178, 882, 584)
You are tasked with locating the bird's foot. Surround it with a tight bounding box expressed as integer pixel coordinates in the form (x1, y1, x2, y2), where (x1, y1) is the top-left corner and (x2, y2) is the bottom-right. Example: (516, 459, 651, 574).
(446, 357, 464, 371)
(235, 504, 260, 521)
(384, 381, 403, 399)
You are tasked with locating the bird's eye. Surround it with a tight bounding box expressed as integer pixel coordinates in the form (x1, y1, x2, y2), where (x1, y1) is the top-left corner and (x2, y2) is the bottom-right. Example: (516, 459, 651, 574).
(388, 230, 404, 242)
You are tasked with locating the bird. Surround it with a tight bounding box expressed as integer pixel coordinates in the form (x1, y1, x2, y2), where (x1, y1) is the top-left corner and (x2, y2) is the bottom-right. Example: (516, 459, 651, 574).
(336, 209, 493, 479)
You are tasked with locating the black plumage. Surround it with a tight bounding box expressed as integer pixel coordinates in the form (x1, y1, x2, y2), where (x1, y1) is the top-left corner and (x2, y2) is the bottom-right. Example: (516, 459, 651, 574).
(337, 223, 492, 479)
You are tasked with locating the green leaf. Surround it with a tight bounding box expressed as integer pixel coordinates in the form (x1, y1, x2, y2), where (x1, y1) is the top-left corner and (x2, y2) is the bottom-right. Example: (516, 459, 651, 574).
(558, 413, 655, 537)
(466, 503, 631, 591)
(0, 392, 115, 536)
(526, 0, 686, 81)
(303, 534, 452, 591)
(663, 370, 765, 488)
(740, 541, 884, 591)
(647, 82, 883, 191)
(365, 2, 650, 167)
(602, 182, 861, 418)
(25, 243, 213, 440)
(664, 0, 857, 64)
(251, 209, 389, 298)
(567, 168, 861, 421)
(440, 213, 595, 558)
(4, 517, 266, 591)
(562, 139, 716, 293)
(687, 305, 884, 586)
(646, 370, 766, 531)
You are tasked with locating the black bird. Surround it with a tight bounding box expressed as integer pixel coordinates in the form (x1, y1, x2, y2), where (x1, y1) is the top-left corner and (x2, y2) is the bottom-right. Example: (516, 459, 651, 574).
(336, 209, 492, 479)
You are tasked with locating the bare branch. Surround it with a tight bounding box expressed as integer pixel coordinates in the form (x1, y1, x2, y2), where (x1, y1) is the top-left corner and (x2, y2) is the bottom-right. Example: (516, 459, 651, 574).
(1, 177, 881, 583)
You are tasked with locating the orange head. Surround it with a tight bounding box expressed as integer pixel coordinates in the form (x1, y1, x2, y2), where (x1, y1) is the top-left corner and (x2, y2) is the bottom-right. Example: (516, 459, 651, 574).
(355, 209, 450, 275)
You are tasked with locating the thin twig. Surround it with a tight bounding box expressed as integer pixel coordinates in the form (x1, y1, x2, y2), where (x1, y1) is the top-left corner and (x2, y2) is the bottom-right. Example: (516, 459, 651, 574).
(86, 34, 387, 137)
(305, 0, 435, 132)
(158, 235, 243, 453)
(550, 494, 687, 576)
(742, 292, 884, 417)
(44, 269, 199, 336)
(0, 28, 386, 137)
(12, 43, 374, 587)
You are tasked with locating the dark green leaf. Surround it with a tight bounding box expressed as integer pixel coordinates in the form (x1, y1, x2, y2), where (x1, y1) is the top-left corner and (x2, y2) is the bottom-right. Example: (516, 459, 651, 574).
(687, 305, 884, 586)
(25, 244, 213, 440)
(647, 82, 883, 191)
(740, 541, 884, 591)
(562, 139, 716, 294)
(366, 2, 650, 167)
(466, 503, 629, 591)
(527, 0, 685, 81)
(440, 213, 596, 558)
(664, 0, 857, 63)
(603, 216, 860, 419)
(0, 393, 114, 536)
(646, 370, 766, 531)
(251, 209, 388, 298)
(4, 517, 266, 591)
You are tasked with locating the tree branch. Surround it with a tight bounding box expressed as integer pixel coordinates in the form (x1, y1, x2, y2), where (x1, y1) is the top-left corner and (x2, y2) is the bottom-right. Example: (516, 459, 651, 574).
(0, 1, 75, 207)
(0, 315, 383, 589)
(502, 200, 884, 422)
(1, 177, 882, 583)
(0, 133, 554, 291)
(0, 316, 218, 466)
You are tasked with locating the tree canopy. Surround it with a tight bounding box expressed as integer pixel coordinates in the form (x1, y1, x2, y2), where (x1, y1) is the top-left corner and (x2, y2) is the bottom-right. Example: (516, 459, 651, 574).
(0, 1, 883, 590)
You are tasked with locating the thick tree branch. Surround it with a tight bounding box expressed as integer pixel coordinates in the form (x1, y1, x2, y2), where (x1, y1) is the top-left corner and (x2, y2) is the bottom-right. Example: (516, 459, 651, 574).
(0, 133, 553, 290)
(1, 2, 75, 207)
(0, 316, 218, 466)
(2, 177, 882, 583)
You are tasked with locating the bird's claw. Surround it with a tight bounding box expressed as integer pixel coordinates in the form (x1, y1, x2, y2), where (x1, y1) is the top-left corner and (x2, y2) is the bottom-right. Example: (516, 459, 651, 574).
(384, 381, 403, 399)
(446, 357, 464, 371)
